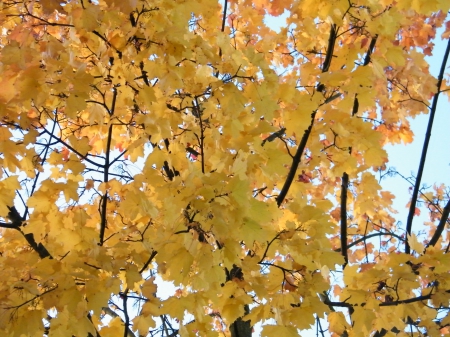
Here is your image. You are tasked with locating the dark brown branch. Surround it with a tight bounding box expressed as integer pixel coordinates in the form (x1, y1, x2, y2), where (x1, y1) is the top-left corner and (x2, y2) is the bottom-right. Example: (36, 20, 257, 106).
(99, 124, 114, 246)
(92, 31, 122, 59)
(122, 289, 130, 337)
(20, 7, 74, 27)
(405, 37, 450, 254)
(215, 0, 228, 78)
(139, 61, 150, 86)
(109, 149, 128, 167)
(335, 231, 405, 252)
(351, 94, 359, 116)
(3, 206, 22, 228)
(3, 114, 57, 259)
(162, 160, 179, 181)
(84, 262, 101, 270)
(427, 198, 450, 248)
(323, 290, 435, 308)
(99, 85, 119, 245)
(363, 36, 377, 66)
(322, 24, 337, 73)
(220, 0, 228, 33)
(340, 36, 377, 264)
(5, 285, 58, 310)
(110, 87, 118, 116)
(258, 232, 283, 263)
(139, 250, 158, 274)
(86, 312, 102, 337)
(340, 172, 349, 265)
(316, 315, 327, 337)
(276, 111, 317, 207)
(40, 128, 101, 167)
(194, 98, 205, 174)
(101, 306, 134, 337)
(276, 25, 338, 207)
(84, 100, 110, 112)
(0, 221, 21, 229)
(21, 231, 52, 259)
(24, 111, 60, 218)
(131, 6, 160, 28)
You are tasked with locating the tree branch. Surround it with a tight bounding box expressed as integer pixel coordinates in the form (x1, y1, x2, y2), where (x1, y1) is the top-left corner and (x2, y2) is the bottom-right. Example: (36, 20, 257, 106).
(99, 125, 114, 246)
(215, 0, 228, 78)
(40, 127, 102, 168)
(340, 36, 377, 264)
(24, 111, 59, 218)
(363, 36, 377, 66)
(335, 231, 405, 252)
(405, 37, 450, 254)
(139, 250, 158, 274)
(427, 198, 450, 248)
(276, 114, 316, 207)
(194, 98, 205, 174)
(340, 172, 349, 265)
(276, 24, 338, 207)
(102, 306, 135, 337)
(21, 231, 52, 259)
(322, 24, 337, 73)
(4, 285, 58, 310)
(322, 287, 449, 309)
(92, 30, 122, 59)
(122, 289, 130, 337)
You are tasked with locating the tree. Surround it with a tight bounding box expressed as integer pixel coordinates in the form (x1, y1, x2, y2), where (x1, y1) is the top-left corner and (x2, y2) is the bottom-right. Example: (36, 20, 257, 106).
(0, 0, 450, 336)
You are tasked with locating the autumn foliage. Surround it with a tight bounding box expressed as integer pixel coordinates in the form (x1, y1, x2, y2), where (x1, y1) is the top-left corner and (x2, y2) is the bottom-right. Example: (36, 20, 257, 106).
(1, 0, 450, 336)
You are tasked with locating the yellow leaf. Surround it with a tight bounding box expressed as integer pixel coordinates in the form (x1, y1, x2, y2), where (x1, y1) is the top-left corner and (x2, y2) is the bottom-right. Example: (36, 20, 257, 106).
(352, 307, 375, 334)
(132, 315, 157, 336)
(261, 325, 298, 336)
(139, 86, 156, 109)
(12, 309, 44, 337)
(141, 277, 157, 299)
(222, 299, 245, 323)
(371, 58, 386, 79)
(407, 233, 424, 253)
(72, 6, 100, 31)
(65, 94, 87, 119)
(123, 265, 142, 289)
(0, 176, 19, 215)
(328, 312, 350, 335)
(98, 317, 124, 337)
(386, 47, 405, 66)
